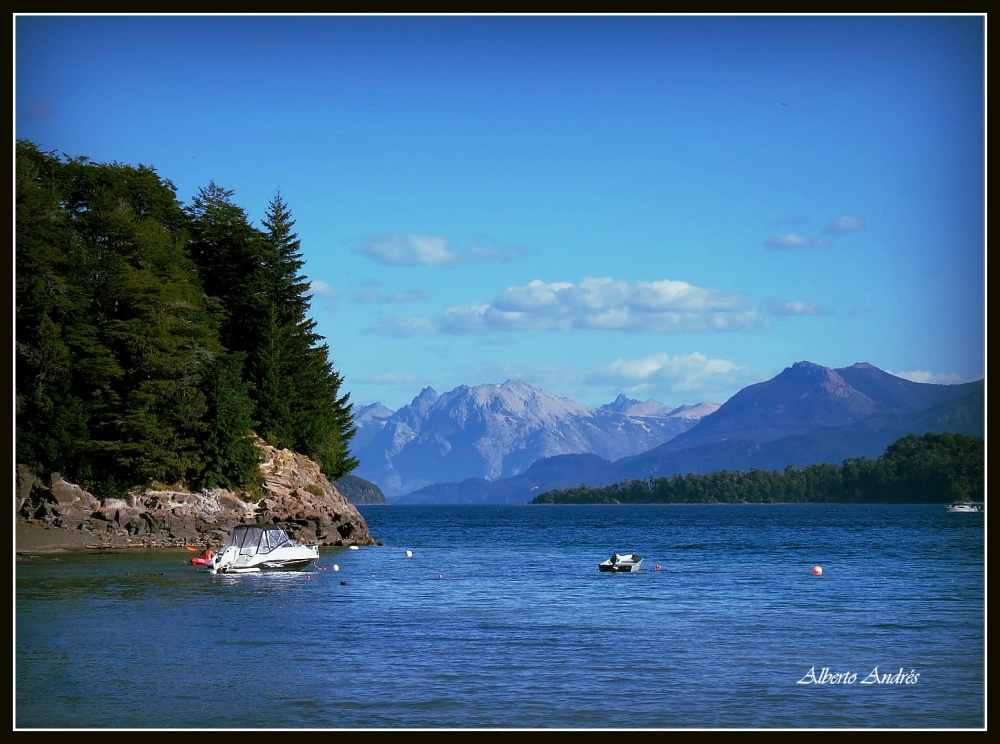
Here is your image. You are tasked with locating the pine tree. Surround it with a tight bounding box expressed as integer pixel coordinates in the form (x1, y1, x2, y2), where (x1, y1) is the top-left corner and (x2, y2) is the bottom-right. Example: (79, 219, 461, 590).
(197, 352, 261, 491)
(185, 182, 264, 357)
(255, 192, 358, 479)
(259, 191, 311, 323)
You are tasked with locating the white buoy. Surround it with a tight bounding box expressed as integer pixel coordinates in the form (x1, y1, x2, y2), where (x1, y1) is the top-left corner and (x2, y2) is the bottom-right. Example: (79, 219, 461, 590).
(332, 564, 339, 572)
(405, 550, 413, 558)
(350, 545, 359, 550)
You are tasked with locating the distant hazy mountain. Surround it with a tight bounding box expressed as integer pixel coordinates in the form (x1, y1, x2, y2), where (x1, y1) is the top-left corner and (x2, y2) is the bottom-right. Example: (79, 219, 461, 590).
(350, 380, 718, 499)
(395, 361, 984, 505)
(610, 362, 986, 482)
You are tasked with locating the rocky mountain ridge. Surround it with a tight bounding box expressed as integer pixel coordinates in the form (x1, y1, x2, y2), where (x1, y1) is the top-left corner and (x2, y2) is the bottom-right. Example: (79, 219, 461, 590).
(350, 380, 718, 499)
(394, 362, 984, 504)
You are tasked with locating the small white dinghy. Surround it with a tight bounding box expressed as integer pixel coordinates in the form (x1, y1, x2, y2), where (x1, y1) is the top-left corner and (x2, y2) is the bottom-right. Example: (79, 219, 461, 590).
(598, 552, 643, 573)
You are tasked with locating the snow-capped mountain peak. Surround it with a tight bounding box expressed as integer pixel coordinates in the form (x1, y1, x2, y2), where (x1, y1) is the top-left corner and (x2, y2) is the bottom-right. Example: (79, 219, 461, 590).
(351, 381, 717, 498)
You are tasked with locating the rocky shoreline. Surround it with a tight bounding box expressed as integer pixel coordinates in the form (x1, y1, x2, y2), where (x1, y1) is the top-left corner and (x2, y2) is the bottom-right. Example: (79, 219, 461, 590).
(16, 440, 382, 556)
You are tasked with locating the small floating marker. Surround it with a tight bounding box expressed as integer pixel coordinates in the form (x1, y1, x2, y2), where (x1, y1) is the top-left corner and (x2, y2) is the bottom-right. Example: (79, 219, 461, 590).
(437, 574, 444, 579)
(655, 564, 662, 570)
(350, 545, 359, 550)
(340, 580, 347, 585)
(812, 565, 823, 576)
(405, 550, 413, 558)
(332, 564, 340, 572)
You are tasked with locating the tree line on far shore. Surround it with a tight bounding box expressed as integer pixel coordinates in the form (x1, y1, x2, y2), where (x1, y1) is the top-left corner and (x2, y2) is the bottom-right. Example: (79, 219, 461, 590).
(16, 140, 357, 499)
(531, 433, 984, 505)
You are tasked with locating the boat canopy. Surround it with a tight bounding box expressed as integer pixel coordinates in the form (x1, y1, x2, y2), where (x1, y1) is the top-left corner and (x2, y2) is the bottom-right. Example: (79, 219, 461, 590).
(221, 524, 299, 556)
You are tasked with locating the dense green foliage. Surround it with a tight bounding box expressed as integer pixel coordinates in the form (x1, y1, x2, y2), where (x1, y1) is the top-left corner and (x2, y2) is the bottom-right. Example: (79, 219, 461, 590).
(531, 433, 984, 505)
(16, 140, 357, 498)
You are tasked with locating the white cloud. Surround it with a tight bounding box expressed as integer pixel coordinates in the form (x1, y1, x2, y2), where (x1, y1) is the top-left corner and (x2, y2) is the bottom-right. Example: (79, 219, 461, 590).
(356, 287, 428, 304)
(310, 279, 334, 297)
(890, 369, 971, 385)
(587, 351, 754, 403)
(764, 298, 826, 316)
(474, 277, 766, 335)
(310, 279, 338, 311)
(765, 233, 817, 250)
(494, 279, 575, 311)
(765, 215, 864, 248)
(353, 234, 461, 267)
(368, 277, 769, 336)
(600, 352, 736, 383)
(354, 234, 531, 267)
(365, 316, 438, 337)
(824, 215, 865, 235)
(440, 305, 492, 334)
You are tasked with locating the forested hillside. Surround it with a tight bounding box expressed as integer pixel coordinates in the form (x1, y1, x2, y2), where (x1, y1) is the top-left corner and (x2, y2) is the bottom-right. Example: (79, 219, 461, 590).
(15, 140, 357, 498)
(532, 432, 984, 505)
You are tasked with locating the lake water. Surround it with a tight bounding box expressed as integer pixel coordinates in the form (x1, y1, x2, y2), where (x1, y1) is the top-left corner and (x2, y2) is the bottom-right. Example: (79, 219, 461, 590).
(15, 503, 985, 730)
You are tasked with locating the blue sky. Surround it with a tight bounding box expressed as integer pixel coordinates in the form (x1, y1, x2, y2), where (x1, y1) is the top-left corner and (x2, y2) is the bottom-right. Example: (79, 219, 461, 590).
(15, 14, 986, 411)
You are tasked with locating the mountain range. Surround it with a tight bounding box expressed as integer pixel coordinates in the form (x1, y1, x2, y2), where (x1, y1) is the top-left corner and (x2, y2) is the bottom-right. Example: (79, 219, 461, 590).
(350, 380, 719, 499)
(357, 361, 983, 505)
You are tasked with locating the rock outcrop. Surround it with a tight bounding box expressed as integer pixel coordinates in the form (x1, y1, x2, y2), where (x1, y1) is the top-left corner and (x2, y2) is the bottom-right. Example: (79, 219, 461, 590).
(15, 442, 380, 551)
(333, 473, 387, 504)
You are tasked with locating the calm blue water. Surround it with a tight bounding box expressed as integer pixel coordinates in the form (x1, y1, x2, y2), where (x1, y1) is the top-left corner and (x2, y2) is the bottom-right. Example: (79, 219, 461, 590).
(16, 504, 985, 730)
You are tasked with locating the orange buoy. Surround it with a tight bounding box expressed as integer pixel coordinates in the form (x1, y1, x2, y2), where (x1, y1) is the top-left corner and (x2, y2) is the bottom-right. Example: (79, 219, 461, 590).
(654, 564, 662, 570)
(812, 565, 823, 575)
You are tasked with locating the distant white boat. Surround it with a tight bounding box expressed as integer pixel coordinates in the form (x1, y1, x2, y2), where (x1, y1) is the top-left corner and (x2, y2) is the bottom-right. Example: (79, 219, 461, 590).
(209, 524, 319, 574)
(598, 552, 643, 573)
(945, 502, 983, 513)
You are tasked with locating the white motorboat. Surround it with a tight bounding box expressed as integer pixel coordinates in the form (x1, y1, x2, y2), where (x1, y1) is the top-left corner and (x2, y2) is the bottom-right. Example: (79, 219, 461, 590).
(598, 552, 643, 573)
(210, 523, 319, 574)
(945, 502, 983, 513)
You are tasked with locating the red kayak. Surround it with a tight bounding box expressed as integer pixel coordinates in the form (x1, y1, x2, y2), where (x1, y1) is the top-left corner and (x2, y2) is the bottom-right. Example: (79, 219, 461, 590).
(191, 550, 214, 566)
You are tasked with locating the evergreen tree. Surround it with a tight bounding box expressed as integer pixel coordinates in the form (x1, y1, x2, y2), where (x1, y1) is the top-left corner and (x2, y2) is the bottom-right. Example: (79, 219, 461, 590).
(255, 193, 359, 479)
(197, 352, 261, 491)
(186, 185, 358, 480)
(258, 191, 312, 323)
(251, 191, 306, 446)
(185, 182, 263, 357)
